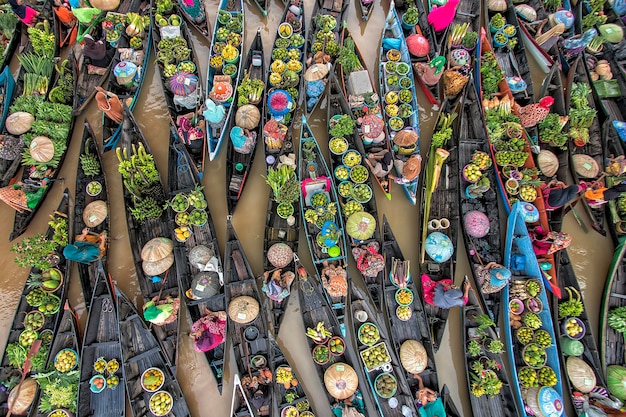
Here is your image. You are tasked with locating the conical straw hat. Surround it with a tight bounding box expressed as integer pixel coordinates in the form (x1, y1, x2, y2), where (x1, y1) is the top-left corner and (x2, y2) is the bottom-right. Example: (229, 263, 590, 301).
(83, 200, 108, 228)
(141, 237, 174, 262)
(228, 296, 259, 324)
(537, 150, 559, 177)
(142, 252, 174, 276)
(304, 64, 329, 81)
(324, 363, 358, 400)
(29, 136, 54, 163)
(393, 129, 418, 146)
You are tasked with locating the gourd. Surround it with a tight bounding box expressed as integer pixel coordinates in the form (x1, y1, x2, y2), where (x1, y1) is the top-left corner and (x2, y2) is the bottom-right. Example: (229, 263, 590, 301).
(6, 112, 34, 135)
(400, 340, 428, 373)
(607, 365, 626, 400)
(235, 104, 261, 130)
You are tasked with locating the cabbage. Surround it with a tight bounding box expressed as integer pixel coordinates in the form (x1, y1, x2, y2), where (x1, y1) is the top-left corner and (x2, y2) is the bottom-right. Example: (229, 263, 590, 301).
(607, 365, 626, 400)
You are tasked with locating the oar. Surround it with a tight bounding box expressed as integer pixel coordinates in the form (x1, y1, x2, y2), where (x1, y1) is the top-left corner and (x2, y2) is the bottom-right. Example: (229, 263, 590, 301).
(7, 339, 42, 417)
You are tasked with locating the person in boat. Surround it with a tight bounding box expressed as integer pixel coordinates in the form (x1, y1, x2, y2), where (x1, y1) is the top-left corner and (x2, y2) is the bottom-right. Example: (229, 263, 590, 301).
(541, 179, 587, 210)
(230, 126, 256, 154)
(389, 154, 422, 185)
(177, 113, 205, 157)
(53, 0, 76, 31)
(82, 34, 115, 69)
(63, 228, 107, 264)
(332, 390, 366, 417)
(474, 262, 511, 294)
(142, 295, 180, 326)
(8, 0, 39, 26)
(0, 178, 50, 212)
(365, 149, 393, 178)
(261, 269, 295, 303)
(529, 226, 571, 256)
(422, 274, 471, 309)
(249, 385, 271, 416)
(189, 308, 226, 352)
(584, 179, 626, 206)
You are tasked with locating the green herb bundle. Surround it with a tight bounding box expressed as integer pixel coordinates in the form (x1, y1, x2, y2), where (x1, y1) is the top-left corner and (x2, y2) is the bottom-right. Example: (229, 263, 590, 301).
(480, 52, 504, 97)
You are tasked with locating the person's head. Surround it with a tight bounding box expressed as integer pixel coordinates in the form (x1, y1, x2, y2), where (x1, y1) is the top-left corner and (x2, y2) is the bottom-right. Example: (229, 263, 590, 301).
(143, 305, 161, 322)
(417, 388, 438, 404)
(490, 267, 511, 286)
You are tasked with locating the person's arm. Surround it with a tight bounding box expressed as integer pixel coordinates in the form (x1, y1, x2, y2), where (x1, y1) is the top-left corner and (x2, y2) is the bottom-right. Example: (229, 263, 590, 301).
(462, 280, 471, 305)
(76, 228, 89, 242)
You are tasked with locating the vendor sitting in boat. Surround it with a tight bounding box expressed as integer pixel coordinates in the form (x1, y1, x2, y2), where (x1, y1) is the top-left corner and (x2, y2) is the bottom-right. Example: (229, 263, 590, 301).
(474, 262, 511, 294)
(411, 375, 445, 417)
(585, 179, 626, 206)
(0, 177, 50, 212)
(332, 391, 366, 417)
(389, 154, 422, 185)
(142, 295, 180, 326)
(541, 179, 587, 211)
(261, 269, 295, 303)
(189, 308, 226, 353)
(365, 149, 393, 178)
(422, 275, 470, 309)
(82, 34, 115, 70)
(63, 227, 107, 264)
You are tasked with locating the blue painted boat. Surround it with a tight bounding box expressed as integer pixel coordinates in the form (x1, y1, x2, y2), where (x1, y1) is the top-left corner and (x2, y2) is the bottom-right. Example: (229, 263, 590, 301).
(205, 0, 244, 162)
(0, 66, 15, 133)
(502, 202, 564, 417)
(379, 2, 421, 204)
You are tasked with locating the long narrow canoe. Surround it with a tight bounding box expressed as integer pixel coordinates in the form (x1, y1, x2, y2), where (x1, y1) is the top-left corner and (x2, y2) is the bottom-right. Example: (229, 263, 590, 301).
(226, 28, 264, 215)
(462, 286, 519, 417)
(600, 238, 626, 375)
(0, 65, 15, 132)
(478, 29, 560, 297)
(348, 277, 417, 415)
(31, 301, 81, 417)
(565, 55, 605, 236)
(338, 28, 392, 199)
(168, 121, 226, 392)
(117, 287, 191, 417)
(71, 0, 137, 116)
(117, 106, 180, 370)
(327, 73, 383, 312)
(230, 373, 255, 416)
(555, 249, 617, 415)
(74, 122, 110, 308)
(483, 0, 535, 104)
(420, 98, 462, 351)
(77, 262, 126, 417)
(298, 115, 350, 325)
(174, 0, 211, 43)
(224, 220, 272, 416)
(205, 0, 243, 161)
(356, 0, 373, 21)
(0, 7, 20, 73)
(101, 1, 152, 152)
(302, 0, 347, 117)
(457, 77, 504, 322)
(502, 202, 564, 417)
(262, 0, 305, 171)
(0, 191, 72, 416)
(603, 121, 626, 245)
(379, 3, 422, 204)
(153, 15, 207, 180)
(295, 257, 378, 417)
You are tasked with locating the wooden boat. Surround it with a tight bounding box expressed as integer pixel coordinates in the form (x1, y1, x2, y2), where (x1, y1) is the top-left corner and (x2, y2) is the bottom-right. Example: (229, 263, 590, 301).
(0, 65, 15, 138)
(379, 3, 422, 204)
(117, 287, 191, 417)
(71, 0, 137, 116)
(419, 98, 462, 351)
(502, 202, 564, 417)
(338, 28, 392, 199)
(327, 73, 383, 312)
(73, 122, 110, 308)
(356, 0, 374, 22)
(77, 262, 126, 417)
(0, 6, 20, 73)
(302, 0, 347, 117)
(0, 191, 72, 416)
(348, 276, 417, 415)
(462, 285, 520, 416)
(229, 373, 255, 416)
(604, 121, 626, 245)
(31, 301, 80, 417)
(478, 29, 560, 297)
(175, 0, 211, 43)
(298, 115, 350, 324)
(249, 0, 268, 16)
(565, 55, 605, 236)
(223, 220, 272, 417)
(483, 0, 535, 104)
(295, 257, 378, 417)
(226, 28, 264, 215)
(152, 14, 207, 180)
(381, 217, 462, 417)
(101, 1, 153, 152)
(516, 0, 574, 73)
(205, 0, 243, 161)
(554, 249, 617, 415)
(262, 0, 305, 171)
(116, 106, 180, 370)
(167, 119, 226, 393)
(457, 77, 504, 322)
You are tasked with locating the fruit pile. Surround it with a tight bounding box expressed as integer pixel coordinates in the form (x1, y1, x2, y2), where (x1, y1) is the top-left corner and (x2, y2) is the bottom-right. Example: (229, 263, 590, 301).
(524, 312, 542, 330)
(174, 226, 191, 242)
(516, 327, 534, 344)
(338, 181, 353, 198)
(361, 342, 391, 371)
(343, 201, 363, 217)
(19, 330, 38, 347)
(275, 366, 294, 385)
(537, 366, 557, 386)
(352, 184, 372, 203)
(311, 192, 330, 208)
(350, 165, 368, 183)
(107, 374, 120, 389)
(518, 367, 538, 387)
(396, 305, 412, 321)
(313, 344, 330, 364)
(463, 163, 483, 183)
(395, 289, 413, 305)
(523, 343, 547, 368)
(28, 292, 61, 316)
(526, 297, 542, 313)
(142, 368, 165, 391)
(169, 194, 189, 212)
(519, 185, 537, 202)
(358, 323, 380, 346)
(533, 330, 552, 348)
(107, 359, 119, 374)
(375, 373, 397, 398)
(87, 181, 102, 196)
(563, 317, 584, 338)
(329, 337, 345, 355)
(329, 137, 348, 154)
(54, 348, 77, 372)
(24, 311, 44, 331)
(343, 151, 361, 167)
(48, 411, 69, 417)
(472, 151, 492, 169)
(94, 357, 107, 374)
(170, 187, 209, 234)
(149, 391, 173, 416)
(306, 321, 332, 344)
(335, 165, 349, 181)
(526, 280, 540, 297)
(495, 150, 528, 167)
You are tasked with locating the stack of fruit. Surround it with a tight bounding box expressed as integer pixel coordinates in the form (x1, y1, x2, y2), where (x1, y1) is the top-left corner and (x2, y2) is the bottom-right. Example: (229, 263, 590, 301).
(360, 342, 391, 371)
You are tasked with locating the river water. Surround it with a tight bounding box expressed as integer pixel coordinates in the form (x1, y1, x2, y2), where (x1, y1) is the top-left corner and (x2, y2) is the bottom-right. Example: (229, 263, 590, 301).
(0, 0, 617, 416)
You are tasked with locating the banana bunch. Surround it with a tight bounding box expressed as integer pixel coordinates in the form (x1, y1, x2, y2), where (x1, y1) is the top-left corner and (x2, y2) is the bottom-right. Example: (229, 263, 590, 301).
(80, 152, 100, 176)
(265, 135, 283, 150)
(306, 321, 331, 342)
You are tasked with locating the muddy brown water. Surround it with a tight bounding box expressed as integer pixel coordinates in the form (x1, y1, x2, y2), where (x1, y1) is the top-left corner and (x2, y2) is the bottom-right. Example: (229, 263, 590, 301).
(0, 1, 616, 416)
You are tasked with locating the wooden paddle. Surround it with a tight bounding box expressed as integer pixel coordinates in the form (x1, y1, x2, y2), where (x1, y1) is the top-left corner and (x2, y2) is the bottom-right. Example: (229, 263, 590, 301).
(7, 339, 42, 417)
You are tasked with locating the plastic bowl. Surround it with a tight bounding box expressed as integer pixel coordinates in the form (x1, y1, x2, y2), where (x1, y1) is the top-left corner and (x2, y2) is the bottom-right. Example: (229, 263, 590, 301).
(86, 181, 102, 197)
(89, 375, 107, 393)
(562, 317, 586, 340)
(396, 305, 412, 321)
(149, 390, 173, 416)
(358, 322, 380, 346)
(509, 299, 524, 315)
(281, 406, 299, 417)
(54, 348, 78, 373)
(141, 367, 165, 392)
(374, 372, 398, 398)
(395, 288, 413, 306)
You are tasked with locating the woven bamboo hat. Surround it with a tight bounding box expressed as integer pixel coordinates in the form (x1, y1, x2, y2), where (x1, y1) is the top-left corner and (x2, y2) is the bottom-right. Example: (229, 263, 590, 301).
(142, 252, 174, 276)
(400, 340, 428, 374)
(141, 237, 174, 262)
(304, 64, 328, 81)
(324, 363, 358, 400)
(537, 150, 559, 177)
(228, 296, 259, 324)
(572, 154, 600, 178)
(393, 129, 418, 146)
(566, 356, 596, 393)
(83, 200, 108, 227)
(29, 136, 54, 163)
